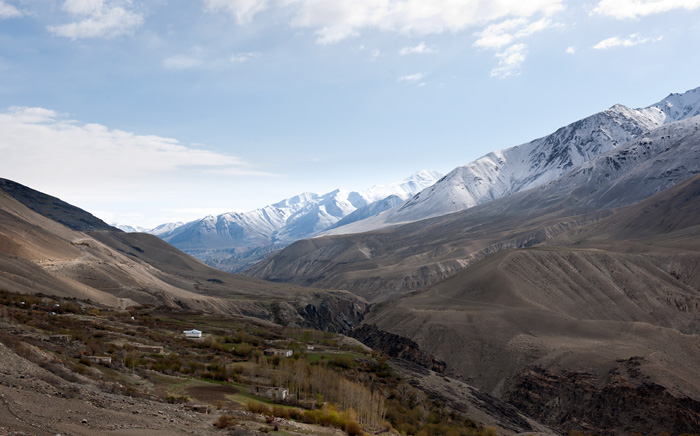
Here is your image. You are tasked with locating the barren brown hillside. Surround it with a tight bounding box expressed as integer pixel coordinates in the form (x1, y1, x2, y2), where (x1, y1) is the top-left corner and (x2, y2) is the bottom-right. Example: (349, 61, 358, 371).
(360, 175, 700, 434)
(0, 180, 367, 332)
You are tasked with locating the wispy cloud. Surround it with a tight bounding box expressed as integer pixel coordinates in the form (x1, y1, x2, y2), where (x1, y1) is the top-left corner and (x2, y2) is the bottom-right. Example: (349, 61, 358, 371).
(473, 16, 552, 79)
(398, 73, 425, 83)
(0, 106, 267, 188)
(474, 17, 552, 49)
(230, 51, 261, 63)
(593, 0, 700, 19)
(0, 105, 283, 227)
(593, 33, 662, 49)
(399, 42, 436, 55)
(490, 43, 527, 78)
(48, 0, 144, 40)
(565, 46, 576, 54)
(232, 0, 565, 44)
(0, 0, 21, 19)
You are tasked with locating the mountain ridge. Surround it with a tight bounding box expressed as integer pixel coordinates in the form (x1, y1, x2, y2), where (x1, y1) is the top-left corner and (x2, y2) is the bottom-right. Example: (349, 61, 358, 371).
(324, 86, 700, 235)
(247, 113, 700, 302)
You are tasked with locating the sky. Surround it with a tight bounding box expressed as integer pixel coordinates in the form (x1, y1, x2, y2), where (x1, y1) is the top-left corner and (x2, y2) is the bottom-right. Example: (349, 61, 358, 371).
(1, 0, 700, 228)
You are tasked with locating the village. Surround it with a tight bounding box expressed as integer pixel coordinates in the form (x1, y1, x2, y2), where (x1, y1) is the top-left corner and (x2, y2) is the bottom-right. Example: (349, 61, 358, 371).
(0, 290, 484, 436)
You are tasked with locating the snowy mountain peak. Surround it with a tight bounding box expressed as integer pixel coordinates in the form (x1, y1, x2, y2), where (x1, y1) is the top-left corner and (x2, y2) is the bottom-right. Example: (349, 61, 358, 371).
(113, 223, 147, 233)
(389, 102, 665, 224)
(113, 222, 184, 235)
(360, 169, 443, 203)
(273, 192, 318, 208)
(148, 169, 442, 271)
(338, 85, 700, 232)
(405, 169, 443, 184)
(643, 85, 700, 124)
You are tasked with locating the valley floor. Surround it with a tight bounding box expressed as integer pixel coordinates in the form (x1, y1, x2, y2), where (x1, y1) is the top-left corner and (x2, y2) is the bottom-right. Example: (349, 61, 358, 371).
(0, 290, 510, 436)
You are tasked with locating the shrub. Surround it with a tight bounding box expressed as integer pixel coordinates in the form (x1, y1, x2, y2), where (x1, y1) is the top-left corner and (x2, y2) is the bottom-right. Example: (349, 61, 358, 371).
(234, 342, 253, 357)
(246, 400, 271, 416)
(345, 420, 363, 436)
(272, 405, 290, 419)
(71, 362, 87, 375)
(288, 408, 304, 421)
(319, 409, 337, 427)
(302, 409, 319, 424)
(166, 394, 191, 404)
(329, 356, 353, 369)
(483, 426, 498, 436)
(214, 414, 238, 429)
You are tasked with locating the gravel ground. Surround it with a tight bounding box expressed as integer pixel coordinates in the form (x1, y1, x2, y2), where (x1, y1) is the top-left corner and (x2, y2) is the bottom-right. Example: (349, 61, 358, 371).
(0, 338, 350, 436)
(0, 340, 229, 436)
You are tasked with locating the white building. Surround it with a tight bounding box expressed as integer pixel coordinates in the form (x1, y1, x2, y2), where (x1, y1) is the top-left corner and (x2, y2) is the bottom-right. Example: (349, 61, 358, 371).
(86, 356, 112, 364)
(264, 348, 293, 358)
(183, 329, 202, 339)
(253, 386, 289, 401)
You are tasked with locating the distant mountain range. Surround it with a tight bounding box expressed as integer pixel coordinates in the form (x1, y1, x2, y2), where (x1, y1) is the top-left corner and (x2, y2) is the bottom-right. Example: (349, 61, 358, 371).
(129, 86, 700, 271)
(119, 170, 442, 272)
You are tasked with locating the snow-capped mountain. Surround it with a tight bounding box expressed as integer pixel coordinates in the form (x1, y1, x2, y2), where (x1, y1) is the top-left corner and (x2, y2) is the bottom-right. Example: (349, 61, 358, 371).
(148, 222, 185, 236)
(328, 195, 406, 230)
(248, 113, 700, 300)
(330, 86, 700, 234)
(549, 114, 700, 211)
(114, 224, 147, 233)
(113, 222, 183, 235)
(644, 86, 700, 123)
(150, 170, 441, 271)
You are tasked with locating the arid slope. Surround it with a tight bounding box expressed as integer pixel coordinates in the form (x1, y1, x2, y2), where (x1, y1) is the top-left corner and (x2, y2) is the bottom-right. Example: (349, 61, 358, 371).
(362, 175, 700, 434)
(0, 179, 367, 331)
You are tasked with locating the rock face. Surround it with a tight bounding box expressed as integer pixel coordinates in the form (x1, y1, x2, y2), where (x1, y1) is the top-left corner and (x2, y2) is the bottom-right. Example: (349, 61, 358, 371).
(390, 360, 556, 435)
(351, 324, 446, 373)
(508, 362, 700, 436)
(295, 294, 368, 334)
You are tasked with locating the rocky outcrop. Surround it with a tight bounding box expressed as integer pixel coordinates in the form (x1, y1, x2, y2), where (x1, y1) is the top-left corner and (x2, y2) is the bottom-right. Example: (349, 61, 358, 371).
(351, 324, 446, 373)
(507, 360, 700, 435)
(296, 294, 368, 334)
(389, 360, 553, 435)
